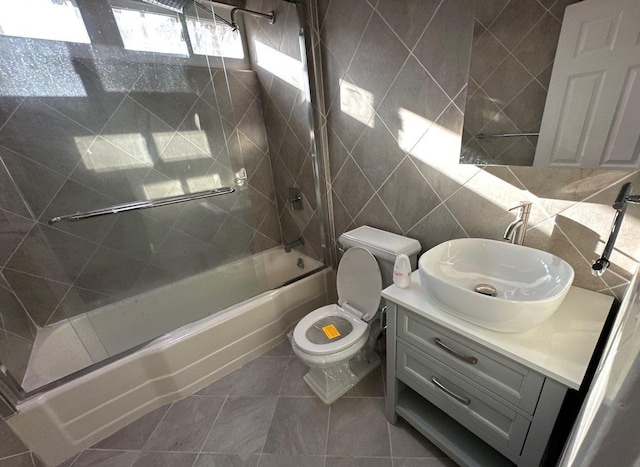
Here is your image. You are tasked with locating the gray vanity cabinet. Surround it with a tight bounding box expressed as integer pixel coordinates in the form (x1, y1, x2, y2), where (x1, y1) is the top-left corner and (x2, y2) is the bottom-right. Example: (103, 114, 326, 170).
(386, 302, 568, 467)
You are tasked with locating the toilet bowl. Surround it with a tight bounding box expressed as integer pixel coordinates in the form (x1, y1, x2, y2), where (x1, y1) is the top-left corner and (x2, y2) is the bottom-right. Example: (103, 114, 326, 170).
(291, 246, 382, 404)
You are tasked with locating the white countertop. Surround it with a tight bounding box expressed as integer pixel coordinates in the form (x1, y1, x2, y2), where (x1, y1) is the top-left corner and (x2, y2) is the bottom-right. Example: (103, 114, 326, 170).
(382, 271, 615, 390)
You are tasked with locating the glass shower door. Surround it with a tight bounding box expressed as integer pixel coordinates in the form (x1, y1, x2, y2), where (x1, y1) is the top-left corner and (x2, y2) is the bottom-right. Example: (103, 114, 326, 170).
(0, 0, 327, 396)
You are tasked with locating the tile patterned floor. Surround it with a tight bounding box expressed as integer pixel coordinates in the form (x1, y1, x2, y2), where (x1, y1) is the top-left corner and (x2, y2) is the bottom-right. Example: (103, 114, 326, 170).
(57, 340, 455, 467)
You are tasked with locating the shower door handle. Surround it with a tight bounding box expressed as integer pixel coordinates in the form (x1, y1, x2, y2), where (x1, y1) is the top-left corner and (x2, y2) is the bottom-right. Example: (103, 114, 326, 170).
(48, 187, 235, 224)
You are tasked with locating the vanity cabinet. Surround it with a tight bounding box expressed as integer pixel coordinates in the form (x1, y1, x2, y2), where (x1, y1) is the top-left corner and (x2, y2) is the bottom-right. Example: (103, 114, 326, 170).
(383, 274, 613, 467)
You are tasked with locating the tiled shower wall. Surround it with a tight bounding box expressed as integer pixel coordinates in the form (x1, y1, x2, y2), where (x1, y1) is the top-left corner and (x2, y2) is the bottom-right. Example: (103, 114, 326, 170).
(461, 0, 580, 165)
(0, 1, 281, 379)
(244, 0, 324, 261)
(320, 0, 640, 299)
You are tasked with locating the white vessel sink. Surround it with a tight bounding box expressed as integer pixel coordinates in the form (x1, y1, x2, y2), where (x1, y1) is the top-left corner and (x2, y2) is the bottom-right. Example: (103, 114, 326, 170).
(418, 238, 574, 333)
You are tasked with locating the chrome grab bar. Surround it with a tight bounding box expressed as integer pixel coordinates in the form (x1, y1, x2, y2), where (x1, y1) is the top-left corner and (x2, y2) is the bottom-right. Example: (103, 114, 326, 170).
(48, 186, 235, 224)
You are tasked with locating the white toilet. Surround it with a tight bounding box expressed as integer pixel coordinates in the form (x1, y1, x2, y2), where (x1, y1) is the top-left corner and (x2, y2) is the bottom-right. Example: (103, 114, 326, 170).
(291, 226, 421, 404)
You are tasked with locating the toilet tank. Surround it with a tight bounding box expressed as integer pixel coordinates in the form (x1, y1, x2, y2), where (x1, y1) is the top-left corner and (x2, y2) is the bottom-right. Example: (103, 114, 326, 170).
(338, 226, 421, 288)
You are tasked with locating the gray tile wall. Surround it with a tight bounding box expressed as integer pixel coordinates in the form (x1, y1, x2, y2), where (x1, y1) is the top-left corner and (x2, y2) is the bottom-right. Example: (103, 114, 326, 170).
(244, 0, 324, 260)
(0, 2, 280, 366)
(319, 0, 640, 298)
(0, 162, 34, 382)
(461, 0, 580, 165)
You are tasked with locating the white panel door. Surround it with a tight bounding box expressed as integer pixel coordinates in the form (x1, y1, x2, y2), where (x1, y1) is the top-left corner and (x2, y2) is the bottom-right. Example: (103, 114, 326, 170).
(534, 0, 640, 168)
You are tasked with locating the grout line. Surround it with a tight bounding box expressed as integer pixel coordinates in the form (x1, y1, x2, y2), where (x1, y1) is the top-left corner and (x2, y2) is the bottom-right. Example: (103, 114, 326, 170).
(441, 201, 471, 239)
(0, 206, 33, 224)
(0, 327, 34, 345)
(0, 150, 36, 221)
(323, 396, 331, 465)
(2, 266, 75, 287)
(318, 0, 332, 32)
(405, 2, 460, 104)
(0, 97, 25, 134)
(0, 451, 32, 463)
(338, 8, 376, 87)
(196, 395, 228, 459)
(1, 221, 36, 270)
(475, 0, 511, 30)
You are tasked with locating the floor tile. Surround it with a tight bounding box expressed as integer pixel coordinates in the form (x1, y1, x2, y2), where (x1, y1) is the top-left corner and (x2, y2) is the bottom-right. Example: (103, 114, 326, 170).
(327, 398, 391, 457)
(45, 343, 453, 467)
(262, 339, 292, 357)
(197, 357, 289, 396)
(202, 396, 277, 458)
(343, 364, 384, 397)
(142, 396, 225, 452)
(389, 418, 449, 458)
(393, 458, 458, 467)
(53, 453, 80, 467)
(325, 457, 392, 467)
(278, 357, 315, 397)
(195, 369, 237, 396)
(258, 454, 324, 467)
(93, 405, 170, 450)
(262, 397, 329, 455)
(131, 451, 197, 467)
(71, 450, 138, 467)
(0, 419, 28, 459)
(194, 453, 259, 467)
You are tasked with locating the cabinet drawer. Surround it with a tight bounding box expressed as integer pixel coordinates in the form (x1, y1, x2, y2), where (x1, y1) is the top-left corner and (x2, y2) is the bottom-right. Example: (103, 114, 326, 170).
(397, 307, 544, 414)
(397, 341, 530, 458)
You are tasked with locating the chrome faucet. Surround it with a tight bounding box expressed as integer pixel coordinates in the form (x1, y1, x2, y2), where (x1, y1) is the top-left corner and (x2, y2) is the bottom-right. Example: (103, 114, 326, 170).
(503, 201, 532, 245)
(592, 182, 640, 277)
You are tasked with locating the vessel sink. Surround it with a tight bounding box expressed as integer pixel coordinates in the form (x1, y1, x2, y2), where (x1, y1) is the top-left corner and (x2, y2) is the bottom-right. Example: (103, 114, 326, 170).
(418, 238, 574, 333)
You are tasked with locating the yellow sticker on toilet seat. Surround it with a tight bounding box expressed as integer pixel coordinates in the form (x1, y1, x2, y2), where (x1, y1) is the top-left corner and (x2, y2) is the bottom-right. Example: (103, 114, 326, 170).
(322, 324, 340, 339)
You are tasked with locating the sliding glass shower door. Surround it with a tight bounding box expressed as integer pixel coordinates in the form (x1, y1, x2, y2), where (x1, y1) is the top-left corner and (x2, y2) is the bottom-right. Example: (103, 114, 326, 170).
(0, 0, 326, 395)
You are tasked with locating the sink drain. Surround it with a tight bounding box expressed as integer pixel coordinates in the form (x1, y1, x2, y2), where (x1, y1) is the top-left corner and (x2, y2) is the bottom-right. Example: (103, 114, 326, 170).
(474, 283, 497, 297)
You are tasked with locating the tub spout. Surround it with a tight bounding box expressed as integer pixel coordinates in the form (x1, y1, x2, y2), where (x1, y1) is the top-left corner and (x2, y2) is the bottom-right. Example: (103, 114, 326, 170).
(285, 237, 305, 253)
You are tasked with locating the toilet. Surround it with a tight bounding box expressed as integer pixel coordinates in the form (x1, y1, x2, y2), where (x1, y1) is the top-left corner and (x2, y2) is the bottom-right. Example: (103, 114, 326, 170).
(291, 226, 421, 404)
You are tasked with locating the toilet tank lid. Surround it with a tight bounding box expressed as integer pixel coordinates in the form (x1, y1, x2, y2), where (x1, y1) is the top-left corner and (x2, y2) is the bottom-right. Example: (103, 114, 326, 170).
(339, 226, 421, 262)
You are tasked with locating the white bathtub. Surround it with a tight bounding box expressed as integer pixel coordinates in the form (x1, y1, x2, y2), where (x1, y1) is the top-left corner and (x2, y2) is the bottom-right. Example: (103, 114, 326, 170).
(9, 249, 330, 466)
(22, 247, 323, 391)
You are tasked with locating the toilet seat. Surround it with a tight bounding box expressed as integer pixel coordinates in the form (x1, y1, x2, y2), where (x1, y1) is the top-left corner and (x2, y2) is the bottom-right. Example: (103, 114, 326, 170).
(293, 247, 382, 357)
(293, 304, 368, 356)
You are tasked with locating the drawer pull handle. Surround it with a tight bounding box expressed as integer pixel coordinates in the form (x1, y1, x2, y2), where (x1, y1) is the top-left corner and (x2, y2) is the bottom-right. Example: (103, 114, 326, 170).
(432, 377, 471, 406)
(435, 338, 478, 365)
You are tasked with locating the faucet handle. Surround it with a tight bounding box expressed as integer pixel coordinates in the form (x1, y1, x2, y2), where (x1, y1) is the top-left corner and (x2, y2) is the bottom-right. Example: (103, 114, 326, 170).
(508, 201, 532, 212)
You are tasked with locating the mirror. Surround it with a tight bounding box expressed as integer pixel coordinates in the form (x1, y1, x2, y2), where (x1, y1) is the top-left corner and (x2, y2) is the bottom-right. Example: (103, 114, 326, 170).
(460, 1, 573, 166)
(459, 0, 640, 168)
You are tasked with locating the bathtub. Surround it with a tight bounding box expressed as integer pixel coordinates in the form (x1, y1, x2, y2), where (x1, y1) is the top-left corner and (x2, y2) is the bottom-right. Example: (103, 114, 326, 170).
(8, 248, 331, 466)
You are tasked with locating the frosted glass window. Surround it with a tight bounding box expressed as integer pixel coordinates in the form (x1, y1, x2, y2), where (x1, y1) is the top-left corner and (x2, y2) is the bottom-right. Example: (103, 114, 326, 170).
(112, 7, 188, 55)
(186, 17, 244, 59)
(0, 0, 90, 44)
